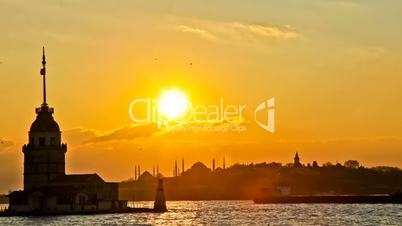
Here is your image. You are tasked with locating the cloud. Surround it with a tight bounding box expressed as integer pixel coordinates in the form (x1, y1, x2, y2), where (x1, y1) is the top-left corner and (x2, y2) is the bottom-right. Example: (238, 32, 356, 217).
(63, 124, 160, 145)
(176, 21, 299, 43)
(63, 128, 99, 145)
(325, 0, 359, 8)
(62, 118, 247, 146)
(91, 124, 159, 143)
(176, 25, 217, 40)
(344, 47, 386, 63)
(231, 22, 299, 40)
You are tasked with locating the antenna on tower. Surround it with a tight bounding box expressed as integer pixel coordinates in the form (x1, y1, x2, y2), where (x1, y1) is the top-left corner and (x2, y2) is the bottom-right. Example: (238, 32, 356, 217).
(40, 47, 47, 106)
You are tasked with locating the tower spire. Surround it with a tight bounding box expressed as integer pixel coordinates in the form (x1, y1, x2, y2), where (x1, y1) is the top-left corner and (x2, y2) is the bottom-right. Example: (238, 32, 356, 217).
(40, 47, 47, 106)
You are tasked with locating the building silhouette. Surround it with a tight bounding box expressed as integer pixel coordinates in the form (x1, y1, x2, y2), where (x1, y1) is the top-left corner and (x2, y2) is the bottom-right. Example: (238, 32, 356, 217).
(8, 48, 127, 213)
(294, 152, 302, 168)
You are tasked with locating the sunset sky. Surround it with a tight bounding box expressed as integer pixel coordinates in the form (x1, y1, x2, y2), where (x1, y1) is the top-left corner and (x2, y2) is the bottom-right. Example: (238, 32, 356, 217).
(1, 0, 402, 193)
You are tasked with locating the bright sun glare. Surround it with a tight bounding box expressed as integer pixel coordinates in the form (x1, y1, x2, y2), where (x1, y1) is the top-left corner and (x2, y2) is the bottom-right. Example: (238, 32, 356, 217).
(158, 89, 190, 120)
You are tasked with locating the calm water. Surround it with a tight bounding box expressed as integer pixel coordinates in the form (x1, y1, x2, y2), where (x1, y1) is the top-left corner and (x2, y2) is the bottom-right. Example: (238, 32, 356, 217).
(1, 201, 401, 225)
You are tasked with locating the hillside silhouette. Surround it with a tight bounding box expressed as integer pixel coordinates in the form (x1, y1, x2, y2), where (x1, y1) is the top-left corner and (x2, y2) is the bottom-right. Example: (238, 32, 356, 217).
(119, 160, 402, 201)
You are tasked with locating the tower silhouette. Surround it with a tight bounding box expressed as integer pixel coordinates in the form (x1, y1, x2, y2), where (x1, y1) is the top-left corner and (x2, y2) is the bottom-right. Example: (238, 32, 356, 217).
(153, 178, 167, 212)
(22, 47, 67, 190)
(294, 152, 302, 168)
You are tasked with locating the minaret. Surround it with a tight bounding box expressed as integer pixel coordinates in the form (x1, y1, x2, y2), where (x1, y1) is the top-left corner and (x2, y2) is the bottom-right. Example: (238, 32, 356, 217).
(223, 157, 226, 170)
(174, 160, 178, 177)
(135, 165, 137, 180)
(181, 158, 184, 175)
(212, 158, 215, 171)
(294, 152, 302, 168)
(23, 48, 67, 190)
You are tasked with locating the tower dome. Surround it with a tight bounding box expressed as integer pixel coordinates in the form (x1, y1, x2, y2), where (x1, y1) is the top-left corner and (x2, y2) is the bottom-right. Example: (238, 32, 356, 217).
(30, 106, 60, 132)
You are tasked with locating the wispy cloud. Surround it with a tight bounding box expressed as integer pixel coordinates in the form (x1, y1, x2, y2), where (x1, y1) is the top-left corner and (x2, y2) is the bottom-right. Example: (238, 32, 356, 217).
(63, 118, 246, 146)
(325, 0, 359, 8)
(91, 124, 158, 143)
(344, 47, 386, 63)
(63, 128, 99, 145)
(176, 25, 217, 40)
(63, 124, 159, 145)
(176, 21, 299, 43)
(231, 22, 299, 40)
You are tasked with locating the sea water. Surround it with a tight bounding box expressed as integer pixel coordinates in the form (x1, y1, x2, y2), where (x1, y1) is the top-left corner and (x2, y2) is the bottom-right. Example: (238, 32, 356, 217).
(0, 201, 401, 225)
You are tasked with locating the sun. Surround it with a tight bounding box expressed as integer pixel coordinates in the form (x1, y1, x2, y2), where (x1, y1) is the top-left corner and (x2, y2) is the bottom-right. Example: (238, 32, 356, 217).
(158, 89, 190, 120)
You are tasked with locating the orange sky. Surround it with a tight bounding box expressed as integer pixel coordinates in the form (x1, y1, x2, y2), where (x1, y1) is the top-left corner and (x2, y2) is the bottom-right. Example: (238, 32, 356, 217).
(1, 0, 402, 193)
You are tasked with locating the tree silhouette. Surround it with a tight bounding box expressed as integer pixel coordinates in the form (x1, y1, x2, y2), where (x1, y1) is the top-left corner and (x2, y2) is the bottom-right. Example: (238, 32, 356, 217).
(344, 160, 360, 169)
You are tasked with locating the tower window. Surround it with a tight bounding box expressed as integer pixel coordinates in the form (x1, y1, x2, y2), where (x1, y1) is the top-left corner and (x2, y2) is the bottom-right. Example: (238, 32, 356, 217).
(39, 137, 45, 146)
(50, 137, 56, 145)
